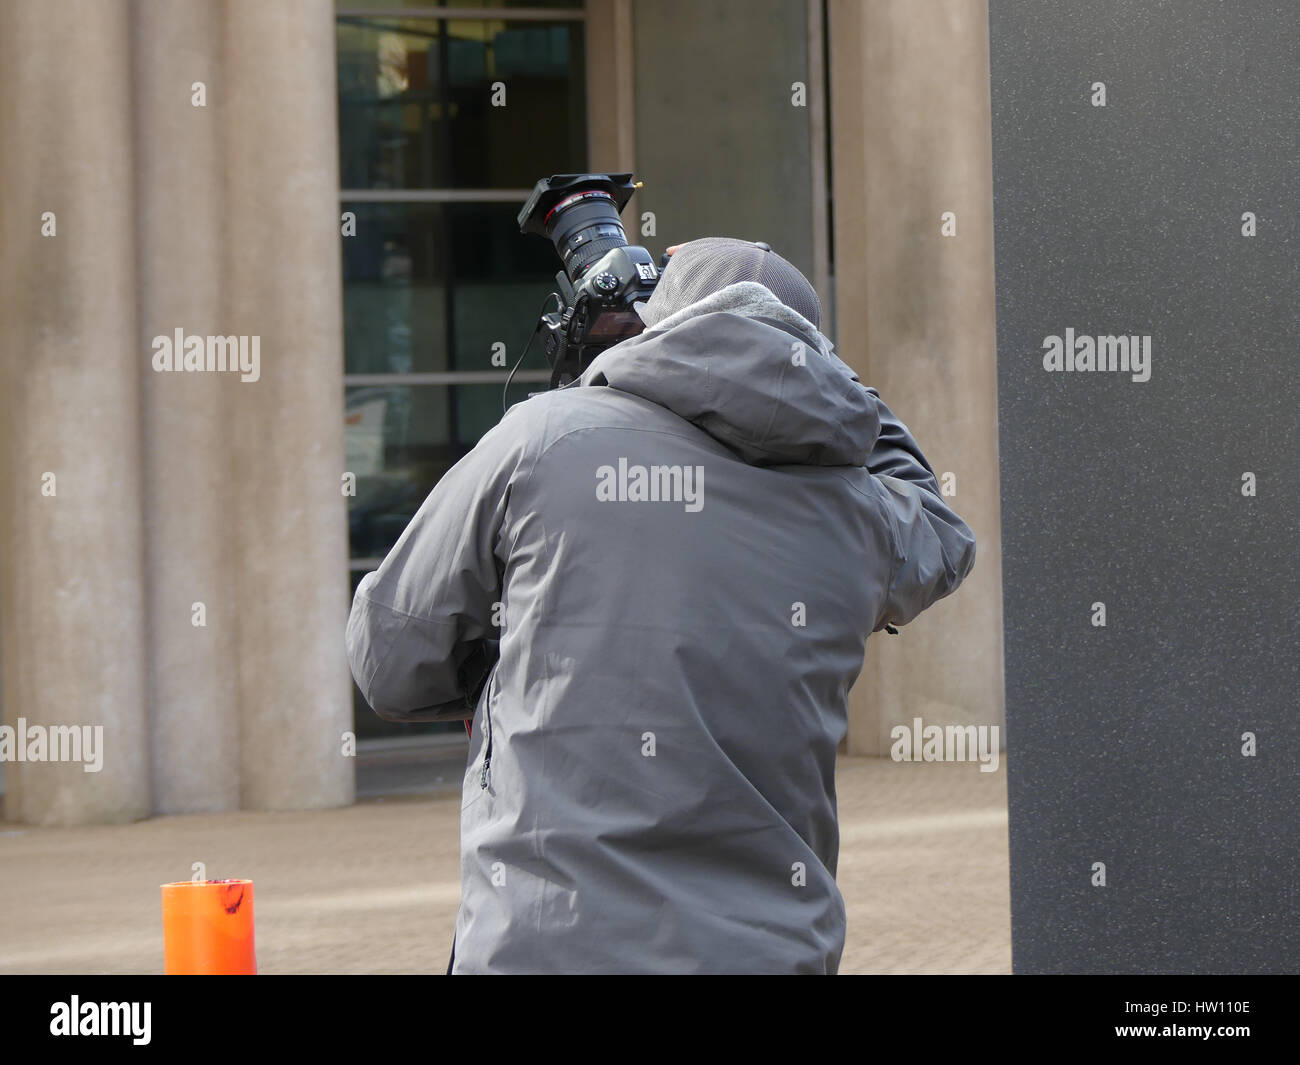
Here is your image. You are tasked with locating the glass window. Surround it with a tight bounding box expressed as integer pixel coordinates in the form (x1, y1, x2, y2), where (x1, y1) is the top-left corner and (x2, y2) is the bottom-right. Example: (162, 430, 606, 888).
(346, 382, 534, 561)
(337, 16, 586, 189)
(341, 201, 560, 375)
(339, 6, 586, 740)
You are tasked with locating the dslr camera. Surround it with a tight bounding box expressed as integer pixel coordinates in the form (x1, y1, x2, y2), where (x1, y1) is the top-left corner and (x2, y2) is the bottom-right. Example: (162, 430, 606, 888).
(518, 173, 662, 387)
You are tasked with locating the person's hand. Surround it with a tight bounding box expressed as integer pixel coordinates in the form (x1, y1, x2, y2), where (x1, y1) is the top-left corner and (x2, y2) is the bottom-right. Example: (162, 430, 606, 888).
(665, 245, 681, 255)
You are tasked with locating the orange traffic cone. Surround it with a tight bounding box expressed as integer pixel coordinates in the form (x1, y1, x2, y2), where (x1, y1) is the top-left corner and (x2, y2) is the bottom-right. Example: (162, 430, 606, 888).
(161, 879, 257, 974)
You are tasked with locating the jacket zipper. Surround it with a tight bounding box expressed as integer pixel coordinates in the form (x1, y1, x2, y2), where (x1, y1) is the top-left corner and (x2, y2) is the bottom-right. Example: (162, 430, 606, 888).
(479, 673, 494, 789)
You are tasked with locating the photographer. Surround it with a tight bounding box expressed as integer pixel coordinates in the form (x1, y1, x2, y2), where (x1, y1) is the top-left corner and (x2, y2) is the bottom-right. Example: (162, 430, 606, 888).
(346, 236, 976, 974)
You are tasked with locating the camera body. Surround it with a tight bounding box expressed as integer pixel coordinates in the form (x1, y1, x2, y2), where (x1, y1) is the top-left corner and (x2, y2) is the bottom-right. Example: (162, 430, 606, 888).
(518, 173, 661, 386)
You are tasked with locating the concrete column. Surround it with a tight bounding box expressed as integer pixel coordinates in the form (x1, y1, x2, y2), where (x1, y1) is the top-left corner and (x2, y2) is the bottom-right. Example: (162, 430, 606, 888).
(586, 0, 636, 174)
(828, 0, 1005, 752)
(0, 0, 151, 825)
(133, 0, 241, 814)
(221, 0, 354, 810)
(586, 0, 640, 226)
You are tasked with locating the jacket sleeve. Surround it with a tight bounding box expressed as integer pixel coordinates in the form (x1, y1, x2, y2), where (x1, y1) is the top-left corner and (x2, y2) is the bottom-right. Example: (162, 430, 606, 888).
(865, 387, 977, 631)
(345, 417, 524, 722)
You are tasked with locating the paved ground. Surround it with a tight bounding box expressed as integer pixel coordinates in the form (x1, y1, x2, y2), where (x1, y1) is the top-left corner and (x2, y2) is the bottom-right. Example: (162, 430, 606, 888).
(0, 756, 1010, 974)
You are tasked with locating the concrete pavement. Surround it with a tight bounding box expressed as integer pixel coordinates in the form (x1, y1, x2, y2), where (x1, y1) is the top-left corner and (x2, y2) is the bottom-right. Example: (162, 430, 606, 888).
(0, 755, 1010, 974)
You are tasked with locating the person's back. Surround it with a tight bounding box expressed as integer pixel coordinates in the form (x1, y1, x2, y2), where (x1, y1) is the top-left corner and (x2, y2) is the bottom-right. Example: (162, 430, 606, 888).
(346, 239, 977, 973)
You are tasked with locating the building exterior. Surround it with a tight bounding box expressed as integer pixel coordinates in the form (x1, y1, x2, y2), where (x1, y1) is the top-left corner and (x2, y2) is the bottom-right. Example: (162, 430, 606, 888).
(0, 0, 1001, 825)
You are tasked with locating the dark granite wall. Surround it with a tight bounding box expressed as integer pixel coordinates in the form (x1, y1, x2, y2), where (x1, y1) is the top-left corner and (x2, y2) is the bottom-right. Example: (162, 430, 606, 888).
(989, 0, 1299, 973)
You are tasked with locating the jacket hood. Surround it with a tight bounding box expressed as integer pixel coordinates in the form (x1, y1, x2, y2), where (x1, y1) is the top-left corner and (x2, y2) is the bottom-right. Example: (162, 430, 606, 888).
(578, 281, 880, 467)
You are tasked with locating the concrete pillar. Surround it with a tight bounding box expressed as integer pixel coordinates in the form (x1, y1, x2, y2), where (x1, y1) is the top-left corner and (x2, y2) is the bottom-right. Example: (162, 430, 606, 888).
(0, 0, 152, 825)
(222, 0, 354, 810)
(133, 0, 241, 814)
(0, 0, 353, 823)
(828, 0, 1005, 752)
(585, 0, 639, 228)
(586, 0, 636, 174)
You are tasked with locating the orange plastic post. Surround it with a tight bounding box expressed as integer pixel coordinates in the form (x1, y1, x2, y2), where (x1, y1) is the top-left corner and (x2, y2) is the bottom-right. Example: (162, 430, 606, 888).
(161, 879, 257, 975)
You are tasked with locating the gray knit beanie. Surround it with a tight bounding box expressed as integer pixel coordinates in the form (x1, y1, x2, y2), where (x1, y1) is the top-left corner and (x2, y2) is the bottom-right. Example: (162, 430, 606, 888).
(634, 237, 822, 331)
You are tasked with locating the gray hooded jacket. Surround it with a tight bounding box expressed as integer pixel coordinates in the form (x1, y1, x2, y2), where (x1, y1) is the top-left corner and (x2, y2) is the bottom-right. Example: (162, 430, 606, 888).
(346, 281, 976, 973)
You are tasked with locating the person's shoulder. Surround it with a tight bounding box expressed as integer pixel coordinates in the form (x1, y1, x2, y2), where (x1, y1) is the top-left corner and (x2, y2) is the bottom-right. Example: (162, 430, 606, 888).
(498, 383, 655, 443)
